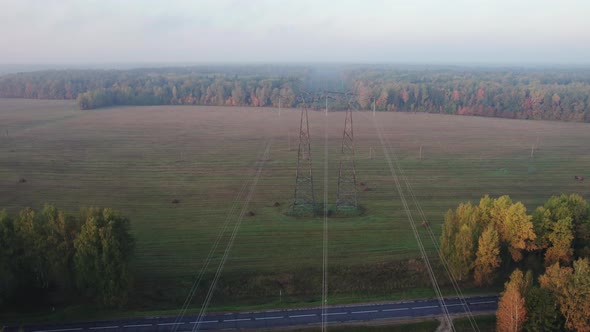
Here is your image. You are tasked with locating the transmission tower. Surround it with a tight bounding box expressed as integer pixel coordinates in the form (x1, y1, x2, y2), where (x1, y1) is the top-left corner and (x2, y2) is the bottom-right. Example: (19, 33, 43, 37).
(293, 96, 315, 211)
(336, 96, 358, 210)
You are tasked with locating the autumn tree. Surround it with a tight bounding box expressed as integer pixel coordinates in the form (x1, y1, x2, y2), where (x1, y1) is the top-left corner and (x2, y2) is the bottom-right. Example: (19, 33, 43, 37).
(477, 195, 495, 228)
(497, 269, 528, 332)
(545, 216, 574, 266)
(4, 66, 590, 121)
(540, 259, 590, 332)
(477, 195, 536, 262)
(474, 226, 501, 286)
(440, 203, 479, 281)
(442, 195, 538, 284)
(491, 196, 536, 261)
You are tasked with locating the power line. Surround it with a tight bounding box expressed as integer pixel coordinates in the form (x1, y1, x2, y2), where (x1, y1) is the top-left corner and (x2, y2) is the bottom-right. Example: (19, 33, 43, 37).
(321, 114, 329, 332)
(361, 111, 479, 331)
(190, 142, 272, 332)
(171, 142, 272, 331)
(372, 116, 456, 332)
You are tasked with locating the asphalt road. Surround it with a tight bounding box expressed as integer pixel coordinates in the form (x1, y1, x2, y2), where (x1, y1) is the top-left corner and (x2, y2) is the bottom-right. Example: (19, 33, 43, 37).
(6, 295, 497, 332)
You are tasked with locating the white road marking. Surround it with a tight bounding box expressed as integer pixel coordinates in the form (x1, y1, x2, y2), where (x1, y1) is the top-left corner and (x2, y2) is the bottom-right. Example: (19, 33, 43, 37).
(321, 312, 347, 316)
(255, 316, 283, 320)
(412, 305, 438, 309)
(289, 314, 317, 318)
(29, 298, 498, 332)
(90, 327, 119, 330)
(33, 329, 83, 332)
(157, 322, 185, 326)
(382, 307, 409, 312)
(223, 318, 251, 322)
(351, 310, 378, 314)
(470, 301, 496, 305)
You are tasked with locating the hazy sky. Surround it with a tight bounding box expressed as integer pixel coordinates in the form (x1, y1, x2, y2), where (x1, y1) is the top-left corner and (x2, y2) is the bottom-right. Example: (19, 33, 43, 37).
(2, 0, 590, 64)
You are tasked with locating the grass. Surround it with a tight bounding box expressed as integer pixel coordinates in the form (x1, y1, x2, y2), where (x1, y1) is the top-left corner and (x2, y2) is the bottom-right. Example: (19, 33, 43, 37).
(1, 99, 589, 320)
(276, 314, 496, 332)
(288, 320, 440, 332)
(454, 315, 497, 331)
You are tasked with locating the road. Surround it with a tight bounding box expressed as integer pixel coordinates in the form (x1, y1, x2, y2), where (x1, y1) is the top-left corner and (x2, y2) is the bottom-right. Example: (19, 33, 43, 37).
(6, 295, 497, 332)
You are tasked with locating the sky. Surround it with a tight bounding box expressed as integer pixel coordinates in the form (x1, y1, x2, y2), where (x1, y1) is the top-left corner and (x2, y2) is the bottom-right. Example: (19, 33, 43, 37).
(1, 0, 590, 65)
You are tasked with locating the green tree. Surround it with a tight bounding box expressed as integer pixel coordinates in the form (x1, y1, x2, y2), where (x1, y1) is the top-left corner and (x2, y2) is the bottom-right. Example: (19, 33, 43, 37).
(532, 206, 554, 250)
(39, 204, 81, 290)
(74, 208, 134, 306)
(523, 287, 564, 332)
(0, 210, 18, 305)
(13, 208, 51, 290)
(441, 210, 458, 274)
(536, 194, 590, 257)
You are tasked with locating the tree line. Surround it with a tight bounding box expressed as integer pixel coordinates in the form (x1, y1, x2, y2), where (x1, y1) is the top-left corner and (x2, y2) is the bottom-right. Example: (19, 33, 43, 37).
(0, 205, 134, 310)
(496, 260, 590, 332)
(439, 194, 590, 331)
(0, 67, 306, 110)
(74, 76, 301, 110)
(350, 67, 590, 122)
(0, 65, 590, 122)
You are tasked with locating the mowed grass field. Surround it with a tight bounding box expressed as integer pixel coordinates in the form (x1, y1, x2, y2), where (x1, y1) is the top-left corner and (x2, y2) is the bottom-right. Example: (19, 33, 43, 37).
(1, 98, 589, 311)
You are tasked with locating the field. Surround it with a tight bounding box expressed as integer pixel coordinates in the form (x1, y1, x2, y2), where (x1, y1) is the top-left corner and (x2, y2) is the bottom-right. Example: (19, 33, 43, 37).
(1, 98, 589, 313)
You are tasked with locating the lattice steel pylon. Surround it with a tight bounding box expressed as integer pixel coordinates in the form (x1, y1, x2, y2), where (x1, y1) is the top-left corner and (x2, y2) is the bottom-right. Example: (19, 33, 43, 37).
(293, 96, 316, 211)
(336, 98, 358, 210)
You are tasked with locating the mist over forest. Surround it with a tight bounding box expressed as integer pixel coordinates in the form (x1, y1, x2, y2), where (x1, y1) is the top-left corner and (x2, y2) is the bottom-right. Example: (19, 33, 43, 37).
(1, 64, 590, 123)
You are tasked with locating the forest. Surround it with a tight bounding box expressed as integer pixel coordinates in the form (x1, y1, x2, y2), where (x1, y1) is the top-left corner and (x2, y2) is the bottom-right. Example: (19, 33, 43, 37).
(0, 65, 590, 122)
(440, 194, 590, 331)
(0, 206, 134, 310)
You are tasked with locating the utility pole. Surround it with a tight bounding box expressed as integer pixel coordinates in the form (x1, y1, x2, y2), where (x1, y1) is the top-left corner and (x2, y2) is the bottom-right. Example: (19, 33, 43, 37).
(336, 100, 358, 210)
(372, 98, 376, 117)
(293, 96, 316, 212)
